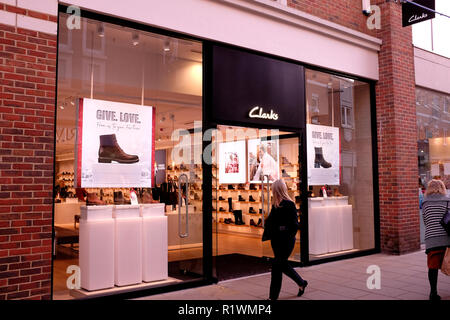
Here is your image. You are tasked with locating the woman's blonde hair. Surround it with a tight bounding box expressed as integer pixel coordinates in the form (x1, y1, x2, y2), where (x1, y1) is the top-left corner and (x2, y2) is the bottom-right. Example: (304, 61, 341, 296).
(272, 179, 293, 207)
(425, 179, 446, 196)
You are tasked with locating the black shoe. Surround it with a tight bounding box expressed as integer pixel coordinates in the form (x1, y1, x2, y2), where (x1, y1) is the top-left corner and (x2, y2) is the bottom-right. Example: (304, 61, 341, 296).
(297, 281, 308, 297)
(249, 184, 257, 190)
(314, 147, 331, 168)
(238, 195, 245, 202)
(257, 218, 262, 227)
(250, 219, 256, 226)
(219, 196, 225, 201)
(249, 195, 256, 202)
(429, 292, 441, 301)
(249, 207, 256, 214)
(219, 207, 226, 212)
(228, 185, 235, 190)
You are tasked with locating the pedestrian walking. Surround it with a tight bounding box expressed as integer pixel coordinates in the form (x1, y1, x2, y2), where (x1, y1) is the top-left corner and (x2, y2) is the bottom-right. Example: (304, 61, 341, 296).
(262, 179, 307, 300)
(421, 179, 450, 300)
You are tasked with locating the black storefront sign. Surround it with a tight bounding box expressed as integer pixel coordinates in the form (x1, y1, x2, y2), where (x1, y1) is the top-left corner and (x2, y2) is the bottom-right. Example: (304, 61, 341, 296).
(211, 45, 305, 129)
(402, 0, 435, 27)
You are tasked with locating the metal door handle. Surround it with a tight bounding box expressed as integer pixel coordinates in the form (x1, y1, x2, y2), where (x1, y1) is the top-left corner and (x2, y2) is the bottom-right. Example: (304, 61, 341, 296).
(261, 174, 270, 228)
(178, 173, 189, 238)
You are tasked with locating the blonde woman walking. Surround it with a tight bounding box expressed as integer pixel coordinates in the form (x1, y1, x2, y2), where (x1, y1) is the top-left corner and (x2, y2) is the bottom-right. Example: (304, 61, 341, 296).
(262, 179, 307, 300)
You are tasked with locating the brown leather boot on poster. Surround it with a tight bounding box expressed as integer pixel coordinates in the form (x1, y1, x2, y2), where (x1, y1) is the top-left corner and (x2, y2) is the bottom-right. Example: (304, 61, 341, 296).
(98, 134, 139, 164)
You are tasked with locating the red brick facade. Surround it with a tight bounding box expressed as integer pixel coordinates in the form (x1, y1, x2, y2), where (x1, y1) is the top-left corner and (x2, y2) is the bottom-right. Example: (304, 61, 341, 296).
(373, 1, 420, 254)
(0, 0, 422, 299)
(0, 3, 56, 300)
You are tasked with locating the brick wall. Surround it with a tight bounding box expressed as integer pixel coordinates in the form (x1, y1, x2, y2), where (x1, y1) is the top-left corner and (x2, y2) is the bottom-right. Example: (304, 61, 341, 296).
(0, 3, 56, 300)
(372, 1, 420, 254)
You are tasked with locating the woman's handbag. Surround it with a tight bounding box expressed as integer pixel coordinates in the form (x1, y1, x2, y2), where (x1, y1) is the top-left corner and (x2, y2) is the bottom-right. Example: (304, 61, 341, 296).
(441, 247, 450, 276)
(441, 202, 450, 236)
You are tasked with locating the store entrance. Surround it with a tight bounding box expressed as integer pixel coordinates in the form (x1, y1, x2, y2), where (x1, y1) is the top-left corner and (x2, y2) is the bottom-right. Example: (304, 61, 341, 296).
(212, 125, 302, 280)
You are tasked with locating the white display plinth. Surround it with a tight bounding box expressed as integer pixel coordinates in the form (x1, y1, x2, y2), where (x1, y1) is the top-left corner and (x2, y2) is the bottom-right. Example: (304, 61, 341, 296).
(140, 204, 168, 282)
(142, 216, 168, 282)
(79, 205, 114, 291)
(114, 205, 142, 286)
(308, 197, 353, 255)
(141, 203, 165, 217)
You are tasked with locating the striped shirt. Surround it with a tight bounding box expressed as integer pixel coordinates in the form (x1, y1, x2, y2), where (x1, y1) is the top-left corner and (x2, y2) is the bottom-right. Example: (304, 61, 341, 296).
(422, 200, 448, 240)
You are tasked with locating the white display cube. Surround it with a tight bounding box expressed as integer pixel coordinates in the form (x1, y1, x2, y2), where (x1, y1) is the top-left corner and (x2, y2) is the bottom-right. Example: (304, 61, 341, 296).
(308, 197, 353, 255)
(114, 205, 142, 286)
(79, 205, 114, 291)
(340, 205, 354, 250)
(326, 206, 341, 253)
(140, 203, 165, 217)
(142, 216, 168, 282)
(308, 206, 328, 255)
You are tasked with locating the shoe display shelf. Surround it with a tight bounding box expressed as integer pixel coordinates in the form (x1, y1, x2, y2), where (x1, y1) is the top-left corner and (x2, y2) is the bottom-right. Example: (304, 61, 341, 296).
(56, 171, 75, 195)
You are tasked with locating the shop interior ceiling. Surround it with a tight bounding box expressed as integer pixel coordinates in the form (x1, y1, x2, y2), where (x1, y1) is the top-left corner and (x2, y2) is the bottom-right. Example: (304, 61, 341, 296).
(56, 17, 202, 159)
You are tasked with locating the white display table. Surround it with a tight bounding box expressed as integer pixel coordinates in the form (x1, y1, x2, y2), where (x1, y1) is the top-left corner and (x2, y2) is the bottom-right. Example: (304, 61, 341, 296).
(79, 205, 115, 291)
(141, 204, 168, 282)
(114, 205, 142, 286)
(308, 197, 353, 255)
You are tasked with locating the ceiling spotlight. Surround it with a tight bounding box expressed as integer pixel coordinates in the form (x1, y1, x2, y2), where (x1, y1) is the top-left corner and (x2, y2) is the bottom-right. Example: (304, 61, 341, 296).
(132, 32, 139, 46)
(160, 116, 166, 123)
(59, 105, 64, 110)
(97, 23, 105, 37)
(70, 100, 75, 106)
(164, 40, 170, 52)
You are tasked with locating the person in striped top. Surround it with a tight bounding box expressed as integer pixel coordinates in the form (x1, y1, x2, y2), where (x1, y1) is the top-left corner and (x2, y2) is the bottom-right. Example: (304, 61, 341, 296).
(421, 179, 450, 300)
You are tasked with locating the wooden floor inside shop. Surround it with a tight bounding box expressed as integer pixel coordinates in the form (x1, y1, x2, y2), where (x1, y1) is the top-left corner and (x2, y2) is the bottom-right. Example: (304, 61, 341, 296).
(52, 232, 300, 299)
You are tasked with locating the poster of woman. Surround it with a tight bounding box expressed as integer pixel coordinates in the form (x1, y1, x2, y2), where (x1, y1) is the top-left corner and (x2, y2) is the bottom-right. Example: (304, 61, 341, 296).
(218, 140, 246, 184)
(248, 139, 280, 183)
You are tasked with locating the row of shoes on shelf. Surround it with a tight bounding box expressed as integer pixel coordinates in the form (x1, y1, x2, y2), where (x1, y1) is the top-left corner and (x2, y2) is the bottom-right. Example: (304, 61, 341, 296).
(218, 184, 259, 191)
(167, 164, 201, 171)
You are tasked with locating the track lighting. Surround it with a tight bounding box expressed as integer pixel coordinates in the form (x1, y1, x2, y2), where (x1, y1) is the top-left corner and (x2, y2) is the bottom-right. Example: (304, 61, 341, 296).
(97, 23, 104, 37)
(164, 40, 170, 52)
(132, 32, 139, 46)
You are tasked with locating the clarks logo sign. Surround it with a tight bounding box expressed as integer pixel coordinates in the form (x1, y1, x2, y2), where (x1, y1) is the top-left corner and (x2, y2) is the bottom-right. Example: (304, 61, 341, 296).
(248, 106, 279, 121)
(408, 12, 428, 24)
(402, 0, 435, 27)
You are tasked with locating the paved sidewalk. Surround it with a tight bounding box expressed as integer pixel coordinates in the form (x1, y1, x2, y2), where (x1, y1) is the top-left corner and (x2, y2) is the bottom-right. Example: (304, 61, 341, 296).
(136, 250, 450, 300)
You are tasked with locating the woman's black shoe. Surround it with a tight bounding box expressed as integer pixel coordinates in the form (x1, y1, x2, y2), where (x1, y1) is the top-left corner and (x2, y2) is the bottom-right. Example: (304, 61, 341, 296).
(429, 292, 441, 301)
(297, 281, 308, 297)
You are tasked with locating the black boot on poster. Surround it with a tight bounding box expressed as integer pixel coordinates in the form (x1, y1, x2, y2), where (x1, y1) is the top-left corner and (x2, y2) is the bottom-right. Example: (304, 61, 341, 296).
(314, 147, 331, 168)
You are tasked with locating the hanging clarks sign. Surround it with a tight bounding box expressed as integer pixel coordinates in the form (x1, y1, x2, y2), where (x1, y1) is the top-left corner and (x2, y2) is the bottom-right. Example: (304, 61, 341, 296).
(402, 0, 435, 27)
